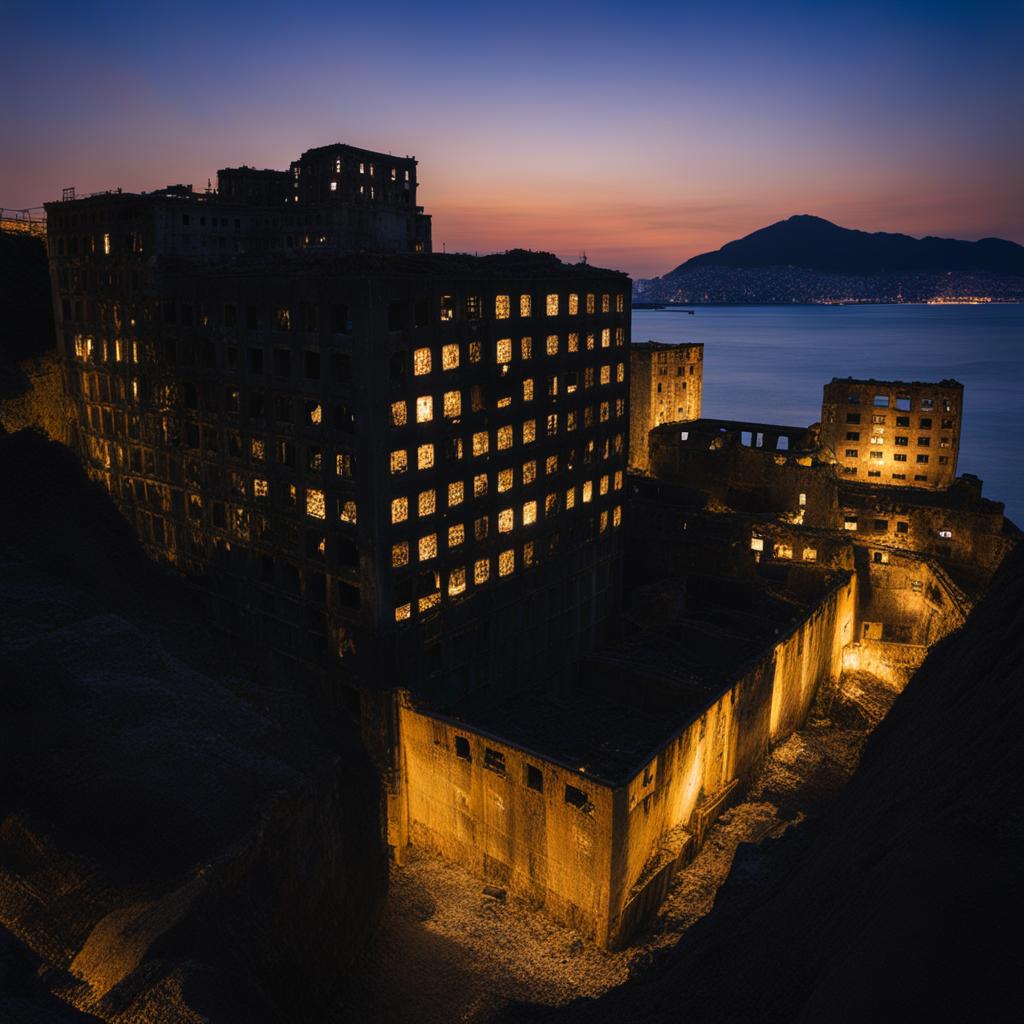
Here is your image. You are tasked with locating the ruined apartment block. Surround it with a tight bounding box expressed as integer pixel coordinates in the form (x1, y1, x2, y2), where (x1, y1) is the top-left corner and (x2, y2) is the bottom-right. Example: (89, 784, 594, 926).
(628, 340, 702, 471)
(820, 378, 962, 489)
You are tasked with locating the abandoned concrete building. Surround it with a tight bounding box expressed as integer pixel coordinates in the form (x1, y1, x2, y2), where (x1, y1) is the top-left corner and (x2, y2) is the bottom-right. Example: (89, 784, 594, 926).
(38, 144, 1017, 952)
(820, 377, 962, 489)
(628, 340, 702, 471)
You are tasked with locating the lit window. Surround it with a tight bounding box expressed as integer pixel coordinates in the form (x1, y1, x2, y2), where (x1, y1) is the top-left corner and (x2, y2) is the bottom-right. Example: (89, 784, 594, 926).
(751, 536, 764, 552)
(586, 293, 595, 314)
(391, 496, 408, 523)
(600, 474, 609, 495)
(306, 488, 326, 519)
(601, 328, 610, 348)
(546, 334, 559, 356)
(392, 541, 409, 567)
(565, 486, 576, 509)
(498, 508, 514, 533)
(339, 500, 357, 524)
(601, 294, 610, 313)
(600, 401, 610, 422)
(613, 505, 622, 527)
(474, 473, 488, 497)
(251, 438, 265, 461)
(254, 478, 269, 498)
(497, 395, 512, 409)
(418, 489, 436, 516)
(568, 293, 579, 315)
(586, 333, 595, 350)
(419, 590, 440, 613)
(600, 365, 611, 385)
(472, 431, 489, 456)
(803, 547, 817, 561)
(523, 460, 537, 484)
(391, 401, 407, 427)
(449, 566, 467, 595)
(499, 549, 515, 576)
(616, 294, 625, 313)
(391, 449, 408, 474)
(546, 294, 558, 316)
(568, 332, 579, 352)
(616, 362, 625, 383)
(440, 295, 454, 321)
(395, 603, 411, 622)
(546, 413, 558, 436)
(448, 480, 464, 506)
(520, 294, 532, 317)
(442, 343, 459, 370)
(442, 390, 461, 419)
(413, 348, 432, 375)
(330, 181, 338, 192)
(474, 558, 490, 584)
(546, 492, 558, 515)
(419, 534, 437, 560)
(474, 515, 489, 539)
(495, 295, 511, 319)
(416, 395, 433, 423)
(614, 470, 623, 490)
(523, 500, 537, 525)
(522, 419, 536, 444)
(523, 378, 534, 402)
(582, 481, 593, 503)
(102, 232, 111, 254)
(521, 336, 533, 359)
(337, 452, 354, 477)
(469, 340, 482, 363)
(448, 523, 465, 547)
(498, 468, 513, 492)
(600, 510, 608, 532)
(524, 540, 535, 567)
(496, 337, 512, 364)
(497, 425, 513, 450)
(417, 443, 434, 470)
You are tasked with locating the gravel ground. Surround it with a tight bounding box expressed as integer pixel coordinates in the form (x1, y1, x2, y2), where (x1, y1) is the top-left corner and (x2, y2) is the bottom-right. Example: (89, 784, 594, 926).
(342, 671, 902, 1023)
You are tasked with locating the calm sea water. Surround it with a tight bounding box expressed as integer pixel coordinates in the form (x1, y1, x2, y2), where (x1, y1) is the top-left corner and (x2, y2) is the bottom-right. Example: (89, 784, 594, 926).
(632, 305, 1024, 523)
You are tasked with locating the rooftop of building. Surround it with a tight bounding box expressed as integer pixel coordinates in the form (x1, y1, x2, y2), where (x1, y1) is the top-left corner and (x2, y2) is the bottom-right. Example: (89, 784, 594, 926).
(427, 565, 849, 785)
(165, 248, 629, 282)
(827, 376, 963, 390)
(839, 475, 1006, 516)
(650, 417, 818, 451)
(631, 339, 703, 351)
(295, 142, 417, 164)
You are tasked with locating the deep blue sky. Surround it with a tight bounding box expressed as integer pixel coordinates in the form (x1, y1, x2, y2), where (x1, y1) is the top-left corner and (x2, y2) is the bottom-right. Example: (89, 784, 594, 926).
(3, 0, 1021, 276)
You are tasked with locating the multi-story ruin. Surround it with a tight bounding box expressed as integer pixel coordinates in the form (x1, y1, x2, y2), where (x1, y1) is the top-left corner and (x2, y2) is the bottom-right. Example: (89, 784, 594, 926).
(37, 144, 1016, 952)
(820, 377, 962, 489)
(628, 340, 702, 470)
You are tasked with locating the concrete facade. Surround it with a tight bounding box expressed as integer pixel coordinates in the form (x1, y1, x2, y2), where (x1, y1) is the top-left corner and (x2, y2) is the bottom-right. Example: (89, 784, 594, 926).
(820, 377, 962, 489)
(628, 341, 702, 471)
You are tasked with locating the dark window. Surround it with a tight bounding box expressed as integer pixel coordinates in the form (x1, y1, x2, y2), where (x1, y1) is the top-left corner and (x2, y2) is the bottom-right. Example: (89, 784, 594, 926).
(564, 784, 592, 813)
(896, 521, 909, 534)
(180, 303, 193, 327)
(224, 303, 237, 328)
(919, 417, 932, 429)
(331, 352, 352, 383)
(846, 412, 861, 424)
(387, 301, 408, 331)
(274, 349, 291, 377)
(304, 350, 321, 379)
(845, 431, 860, 441)
(414, 298, 430, 328)
(484, 748, 506, 775)
(163, 301, 177, 325)
(300, 302, 317, 332)
(246, 305, 259, 330)
(525, 764, 543, 792)
(249, 348, 264, 374)
(455, 735, 471, 762)
(896, 415, 910, 427)
(390, 351, 405, 381)
(335, 403, 355, 432)
(337, 580, 360, 608)
(874, 519, 887, 532)
(331, 303, 350, 333)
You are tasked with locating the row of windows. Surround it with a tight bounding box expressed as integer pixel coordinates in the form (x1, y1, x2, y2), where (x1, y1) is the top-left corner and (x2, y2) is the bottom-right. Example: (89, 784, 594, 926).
(390, 397, 625, 431)
(843, 392, 956, 414)
(844, 412, 955, 432)
(393, 507, 622, 621)
(843, 449, 948, 465)
(844, 430, 952, 447)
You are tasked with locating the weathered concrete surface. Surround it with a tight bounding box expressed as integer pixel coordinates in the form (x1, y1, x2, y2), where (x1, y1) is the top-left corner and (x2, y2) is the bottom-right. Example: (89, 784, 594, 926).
(0, 430, 386, 1023)
(499, 543, 1024, 1024)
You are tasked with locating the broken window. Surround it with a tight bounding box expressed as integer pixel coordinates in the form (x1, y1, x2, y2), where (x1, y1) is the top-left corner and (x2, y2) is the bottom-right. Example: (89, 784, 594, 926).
(844, 517, 858, 531)
(455, 735, 471, 761)
(449, 566, 467, 596)
(484, 748, 506, 775)
(474, 473, 488, 498)
(525, 764, 543, 791)
(339, 500, 357, 524)
(440, 295, 454, 322)
(564, 784, 592, 813)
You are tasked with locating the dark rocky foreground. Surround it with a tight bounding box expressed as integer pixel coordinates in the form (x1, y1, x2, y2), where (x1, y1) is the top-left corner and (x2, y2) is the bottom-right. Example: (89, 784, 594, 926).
(500, 543, 1024, 1023)
(0, 430, 386, 1022)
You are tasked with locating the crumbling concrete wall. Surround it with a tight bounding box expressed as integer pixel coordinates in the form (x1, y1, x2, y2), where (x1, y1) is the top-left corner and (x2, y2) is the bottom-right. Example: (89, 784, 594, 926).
(397, 704, 615, 942)
(0, 352, 72, 442)
(607, 573, 856, 945)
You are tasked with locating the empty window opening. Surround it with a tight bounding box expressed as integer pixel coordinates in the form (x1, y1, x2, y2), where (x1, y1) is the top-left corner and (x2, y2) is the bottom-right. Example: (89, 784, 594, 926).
(565, 784, 592, 813)
(455, 736, 471, 762)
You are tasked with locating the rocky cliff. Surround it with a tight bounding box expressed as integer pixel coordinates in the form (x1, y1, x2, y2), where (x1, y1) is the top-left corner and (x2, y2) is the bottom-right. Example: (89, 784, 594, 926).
(0, 430, 387, 1022)
(502, 540, 1024, 1022)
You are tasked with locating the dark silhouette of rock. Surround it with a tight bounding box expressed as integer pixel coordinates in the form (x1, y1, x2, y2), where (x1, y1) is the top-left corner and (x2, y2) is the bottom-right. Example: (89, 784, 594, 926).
(500, 541, 1024, 1023)
(0, 430, 386, 1022)
(636, 215, 1024, 302)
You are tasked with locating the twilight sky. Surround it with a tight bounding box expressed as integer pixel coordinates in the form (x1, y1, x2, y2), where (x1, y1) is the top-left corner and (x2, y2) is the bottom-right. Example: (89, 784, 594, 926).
(3, 0, 1021, 278)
